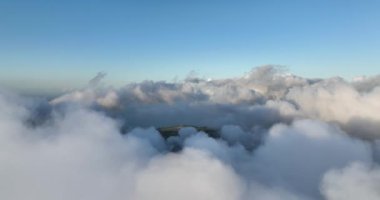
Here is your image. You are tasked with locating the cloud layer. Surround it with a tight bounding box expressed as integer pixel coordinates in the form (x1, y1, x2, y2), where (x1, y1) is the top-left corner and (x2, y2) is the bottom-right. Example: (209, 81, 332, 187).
(1, 66, 380, 200)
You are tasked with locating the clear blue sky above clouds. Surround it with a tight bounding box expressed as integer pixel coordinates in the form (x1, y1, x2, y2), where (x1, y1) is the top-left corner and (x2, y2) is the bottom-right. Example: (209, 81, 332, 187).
(1, 0, 380, 92)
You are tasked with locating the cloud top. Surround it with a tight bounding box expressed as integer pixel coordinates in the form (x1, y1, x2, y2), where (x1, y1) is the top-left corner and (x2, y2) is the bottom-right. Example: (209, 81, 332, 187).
(1, 66, 380, 200)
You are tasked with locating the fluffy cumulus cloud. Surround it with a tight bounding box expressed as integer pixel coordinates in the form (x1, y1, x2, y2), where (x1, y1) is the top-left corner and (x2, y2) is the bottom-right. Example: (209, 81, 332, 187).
(321, 162, 380, 200)
(1, 66, 380, 200)
(133, 149, 243, 200)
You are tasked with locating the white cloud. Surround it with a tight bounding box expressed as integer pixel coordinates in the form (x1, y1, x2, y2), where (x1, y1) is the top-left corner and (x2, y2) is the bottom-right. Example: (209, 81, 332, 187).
(321, 162, 380, 200)
(1, 66, 380, 199)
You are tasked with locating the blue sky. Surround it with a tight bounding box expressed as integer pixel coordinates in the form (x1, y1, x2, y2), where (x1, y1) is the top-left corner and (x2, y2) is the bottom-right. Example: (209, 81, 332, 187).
(1, 0, 380, 92)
